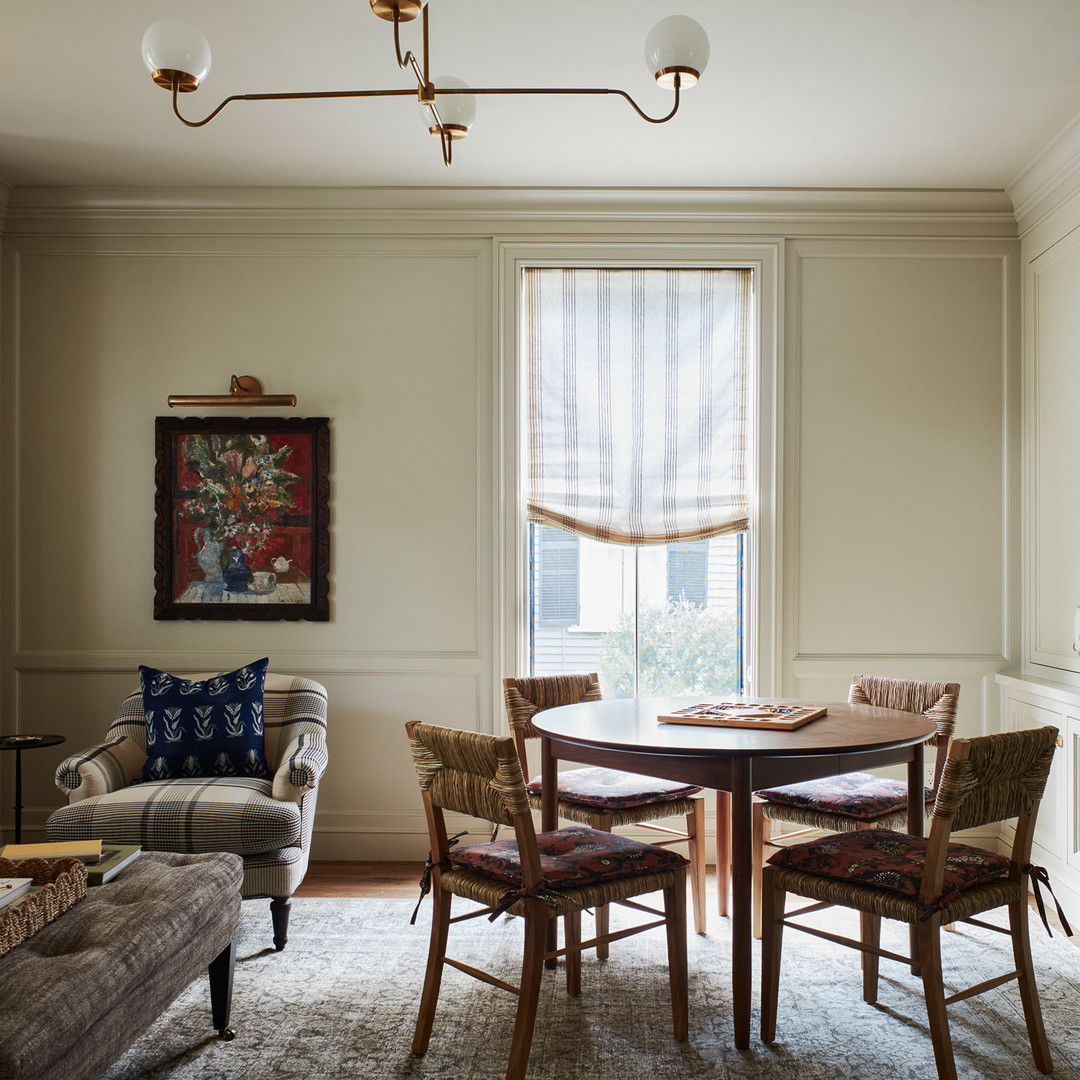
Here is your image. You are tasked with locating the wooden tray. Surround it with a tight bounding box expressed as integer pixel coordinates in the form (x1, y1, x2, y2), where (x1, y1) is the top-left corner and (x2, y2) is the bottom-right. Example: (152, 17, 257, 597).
(658, 702, 827, 730)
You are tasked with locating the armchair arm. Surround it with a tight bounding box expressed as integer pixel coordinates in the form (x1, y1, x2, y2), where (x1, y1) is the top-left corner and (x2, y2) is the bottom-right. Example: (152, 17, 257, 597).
(271, 731, 328, 802)
(54, 736, 146, 803)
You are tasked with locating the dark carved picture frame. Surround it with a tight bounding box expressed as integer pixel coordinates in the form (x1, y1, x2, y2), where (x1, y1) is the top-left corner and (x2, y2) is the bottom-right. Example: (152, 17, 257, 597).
(154, 416, 330, 621)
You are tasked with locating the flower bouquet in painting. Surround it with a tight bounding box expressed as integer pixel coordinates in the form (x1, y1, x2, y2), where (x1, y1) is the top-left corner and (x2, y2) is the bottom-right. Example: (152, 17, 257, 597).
(154, 416, 329, 621)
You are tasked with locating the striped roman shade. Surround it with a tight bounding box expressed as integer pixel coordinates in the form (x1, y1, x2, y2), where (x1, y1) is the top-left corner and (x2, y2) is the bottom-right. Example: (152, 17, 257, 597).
(524, 267, 752, 545)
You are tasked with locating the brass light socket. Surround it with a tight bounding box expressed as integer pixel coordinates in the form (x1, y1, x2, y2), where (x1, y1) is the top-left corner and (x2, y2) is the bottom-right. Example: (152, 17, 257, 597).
(654, 65, 699, 89)
(151, 69, 201, 93)
(370, 0, 425, 22)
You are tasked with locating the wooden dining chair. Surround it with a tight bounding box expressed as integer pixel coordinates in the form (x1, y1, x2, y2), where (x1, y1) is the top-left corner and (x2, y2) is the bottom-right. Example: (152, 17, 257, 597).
(503, 673, 707, 954)
(406, 720, 689, 1080)
(750, 676, 960, 936)
(760, 725, 1061, 1080)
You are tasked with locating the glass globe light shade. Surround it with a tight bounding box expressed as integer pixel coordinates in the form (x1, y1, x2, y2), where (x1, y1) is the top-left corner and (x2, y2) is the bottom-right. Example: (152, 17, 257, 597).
(419, 76, 476, 138)
(141, 19, 212, 90)
(644, 15, 709, 89)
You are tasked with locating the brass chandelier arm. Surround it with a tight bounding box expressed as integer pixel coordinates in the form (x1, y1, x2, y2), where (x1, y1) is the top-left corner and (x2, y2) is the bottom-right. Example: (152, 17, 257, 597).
(170, 78, 684, 132)
(440, 78, 684, 125)
(170, 78, 419, 128)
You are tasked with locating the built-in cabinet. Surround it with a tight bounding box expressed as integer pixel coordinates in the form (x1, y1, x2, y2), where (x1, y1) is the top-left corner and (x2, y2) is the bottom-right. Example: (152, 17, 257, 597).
(996, 674, 1079, 925)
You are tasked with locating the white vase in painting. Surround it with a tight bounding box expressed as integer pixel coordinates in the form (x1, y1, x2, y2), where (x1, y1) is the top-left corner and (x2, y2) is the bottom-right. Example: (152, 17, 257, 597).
(195, 528, 224, 583)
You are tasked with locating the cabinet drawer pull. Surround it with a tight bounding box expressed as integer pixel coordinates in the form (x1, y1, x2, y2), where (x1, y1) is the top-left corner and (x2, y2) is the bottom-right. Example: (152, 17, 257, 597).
(1057, 735, 1064, 748)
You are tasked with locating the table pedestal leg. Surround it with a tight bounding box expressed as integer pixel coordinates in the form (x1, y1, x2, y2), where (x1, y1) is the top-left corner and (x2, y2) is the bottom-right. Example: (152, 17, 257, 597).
(730, 758, 752, 1050)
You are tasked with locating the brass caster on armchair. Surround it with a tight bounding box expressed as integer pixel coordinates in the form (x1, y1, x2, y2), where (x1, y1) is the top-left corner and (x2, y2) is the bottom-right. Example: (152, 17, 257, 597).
(218, 1028, 236, 1041)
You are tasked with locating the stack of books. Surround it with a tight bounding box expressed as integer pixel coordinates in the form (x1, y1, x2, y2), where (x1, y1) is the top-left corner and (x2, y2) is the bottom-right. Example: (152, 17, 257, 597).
(1, 840, 104, 862)
(0, 841, 142, 885)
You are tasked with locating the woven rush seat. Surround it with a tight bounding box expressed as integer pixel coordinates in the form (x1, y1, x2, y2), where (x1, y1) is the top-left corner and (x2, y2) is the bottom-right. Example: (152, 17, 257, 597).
(451, 824, 688, 894)
(766, 827, 1015, 915)
(525, 766, 699, 820)
(760, 726, 1065, 1080)
(757, 772, 935, 828)
(406, 720, 689, 1080)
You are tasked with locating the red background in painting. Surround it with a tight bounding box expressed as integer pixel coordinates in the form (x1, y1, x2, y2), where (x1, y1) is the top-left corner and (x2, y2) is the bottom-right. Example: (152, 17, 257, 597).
(171, 431, 315, 599)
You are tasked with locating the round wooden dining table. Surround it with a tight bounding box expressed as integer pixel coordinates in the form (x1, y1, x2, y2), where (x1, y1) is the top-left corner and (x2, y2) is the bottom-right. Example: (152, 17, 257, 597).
(530, 695, 937, 1050)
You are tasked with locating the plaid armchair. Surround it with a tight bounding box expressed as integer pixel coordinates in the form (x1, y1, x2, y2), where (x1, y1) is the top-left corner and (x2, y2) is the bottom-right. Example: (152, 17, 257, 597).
(46, 672, 328, 950)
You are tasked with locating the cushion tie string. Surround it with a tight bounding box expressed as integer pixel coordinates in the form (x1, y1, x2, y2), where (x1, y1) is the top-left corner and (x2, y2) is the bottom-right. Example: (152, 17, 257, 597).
(488, 883, 569, 922)
(1024, 864, 1074, 938)
(409, 831, 467, 925)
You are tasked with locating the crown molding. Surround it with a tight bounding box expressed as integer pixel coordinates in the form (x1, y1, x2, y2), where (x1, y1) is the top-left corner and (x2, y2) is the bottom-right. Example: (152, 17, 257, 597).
(4, 185, 1015, 224)
(1008, 108, 1080, 235)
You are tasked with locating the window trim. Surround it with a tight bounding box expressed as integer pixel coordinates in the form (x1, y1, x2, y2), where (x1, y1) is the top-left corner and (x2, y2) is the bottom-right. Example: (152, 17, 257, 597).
(497, 241, 782, 699)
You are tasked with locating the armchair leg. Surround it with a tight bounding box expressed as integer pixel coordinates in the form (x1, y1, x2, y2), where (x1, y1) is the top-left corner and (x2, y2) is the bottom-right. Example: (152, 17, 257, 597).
(270, 896, 291, 951)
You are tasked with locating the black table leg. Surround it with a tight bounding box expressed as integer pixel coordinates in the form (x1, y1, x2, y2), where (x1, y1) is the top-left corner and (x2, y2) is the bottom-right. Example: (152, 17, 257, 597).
(12, 749, 22, 844)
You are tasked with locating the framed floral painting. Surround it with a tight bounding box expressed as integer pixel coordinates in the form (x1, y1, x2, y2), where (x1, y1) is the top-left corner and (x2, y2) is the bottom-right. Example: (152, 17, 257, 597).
(154, 416, 330, 620)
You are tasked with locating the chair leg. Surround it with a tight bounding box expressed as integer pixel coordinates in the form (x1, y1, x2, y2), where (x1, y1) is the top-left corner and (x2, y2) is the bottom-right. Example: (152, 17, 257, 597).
(715, 789, 730, 917)
(917, 918, 957, 1080)
(564, 910, 582, 998)
(687, 797, 707, 935)
(412, 885, 452, 1055)
(759, 867, 785, 1043)
(1009, 896, 1053, 1072)
(506, 909, 547, 1080)
(270, 896, 290, 951)
(590, 812, 612, 959)
(664, 872, 689, 1041)
(860, 911, 881, 1003)
(752, 802, 768, 939)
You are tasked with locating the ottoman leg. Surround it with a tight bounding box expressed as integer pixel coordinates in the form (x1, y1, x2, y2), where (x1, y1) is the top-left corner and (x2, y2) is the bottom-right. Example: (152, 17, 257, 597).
(270, 896, 291, 951)
(209, 940, 237, 1040)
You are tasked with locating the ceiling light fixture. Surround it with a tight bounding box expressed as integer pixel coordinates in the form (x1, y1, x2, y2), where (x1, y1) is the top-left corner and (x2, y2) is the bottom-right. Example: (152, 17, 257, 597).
(141, 4, 709, 167)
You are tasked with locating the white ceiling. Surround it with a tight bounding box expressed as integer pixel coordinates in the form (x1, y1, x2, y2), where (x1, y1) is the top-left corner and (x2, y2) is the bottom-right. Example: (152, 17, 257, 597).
(4, 0, 1080, 193)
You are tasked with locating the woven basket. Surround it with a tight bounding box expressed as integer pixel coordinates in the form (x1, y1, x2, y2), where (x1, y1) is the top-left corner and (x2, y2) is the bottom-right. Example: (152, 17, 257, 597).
(0, 857, 88, 958)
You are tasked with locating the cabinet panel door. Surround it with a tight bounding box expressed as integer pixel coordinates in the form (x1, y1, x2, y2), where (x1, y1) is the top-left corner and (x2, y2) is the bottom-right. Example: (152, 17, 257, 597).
(1068, 715, 1080, 873)
(1003, 697, 1064, 858)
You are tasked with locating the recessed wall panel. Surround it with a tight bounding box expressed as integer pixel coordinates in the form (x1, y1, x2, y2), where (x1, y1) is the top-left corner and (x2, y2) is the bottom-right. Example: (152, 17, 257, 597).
(794, 251, 1006, 656)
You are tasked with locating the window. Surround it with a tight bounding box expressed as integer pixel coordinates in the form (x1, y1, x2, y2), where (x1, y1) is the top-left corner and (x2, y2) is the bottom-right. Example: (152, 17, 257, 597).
(522, 266, 753, 697)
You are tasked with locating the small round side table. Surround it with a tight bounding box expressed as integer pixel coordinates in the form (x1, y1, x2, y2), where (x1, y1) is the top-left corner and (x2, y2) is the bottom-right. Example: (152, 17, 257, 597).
(0, 735, 65, 844)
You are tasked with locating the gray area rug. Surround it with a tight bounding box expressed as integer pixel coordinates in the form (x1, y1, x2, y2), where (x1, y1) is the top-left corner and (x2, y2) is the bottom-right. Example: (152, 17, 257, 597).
(103, 897, 1080, 1080)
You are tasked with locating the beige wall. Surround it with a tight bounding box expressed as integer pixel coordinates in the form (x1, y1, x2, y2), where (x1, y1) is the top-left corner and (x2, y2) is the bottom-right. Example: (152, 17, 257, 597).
(0, 189, 1019, 858)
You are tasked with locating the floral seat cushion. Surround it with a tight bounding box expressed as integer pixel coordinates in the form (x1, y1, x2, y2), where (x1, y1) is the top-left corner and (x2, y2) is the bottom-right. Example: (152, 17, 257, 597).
(450, 825, 689, 890)
(525, 767, 701, 811)
(754, 771, 933, 821)
(767, 827, 1013, 907)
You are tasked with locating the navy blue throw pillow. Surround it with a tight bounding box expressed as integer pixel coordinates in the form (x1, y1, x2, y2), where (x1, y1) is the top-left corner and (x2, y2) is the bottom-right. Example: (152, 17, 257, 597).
(138, 658, 271, 781)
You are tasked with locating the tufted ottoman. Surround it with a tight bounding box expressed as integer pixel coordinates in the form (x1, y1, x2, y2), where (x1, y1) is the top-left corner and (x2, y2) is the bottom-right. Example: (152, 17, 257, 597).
(0, 851, 243, 1080)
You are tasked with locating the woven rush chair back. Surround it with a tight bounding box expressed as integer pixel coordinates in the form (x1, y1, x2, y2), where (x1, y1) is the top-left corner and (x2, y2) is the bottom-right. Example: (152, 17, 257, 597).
(407, 721, 542, 887)
(849, 675, 960, 789)
(915, 726, 1057, 909)
(931, 725, 1057, 839)
(503, 673, 602, 774)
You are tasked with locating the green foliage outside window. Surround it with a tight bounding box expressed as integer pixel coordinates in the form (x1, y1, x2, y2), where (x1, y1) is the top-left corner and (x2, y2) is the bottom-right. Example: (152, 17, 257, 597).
(600, 599, 741, 698)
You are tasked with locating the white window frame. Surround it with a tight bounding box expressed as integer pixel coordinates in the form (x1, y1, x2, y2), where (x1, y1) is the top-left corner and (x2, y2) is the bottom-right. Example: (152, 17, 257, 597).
(496, 241, 782, 698)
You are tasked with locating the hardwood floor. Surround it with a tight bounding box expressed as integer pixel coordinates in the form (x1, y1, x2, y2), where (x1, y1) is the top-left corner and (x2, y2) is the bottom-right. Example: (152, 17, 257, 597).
(294, 861, 425, 899)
